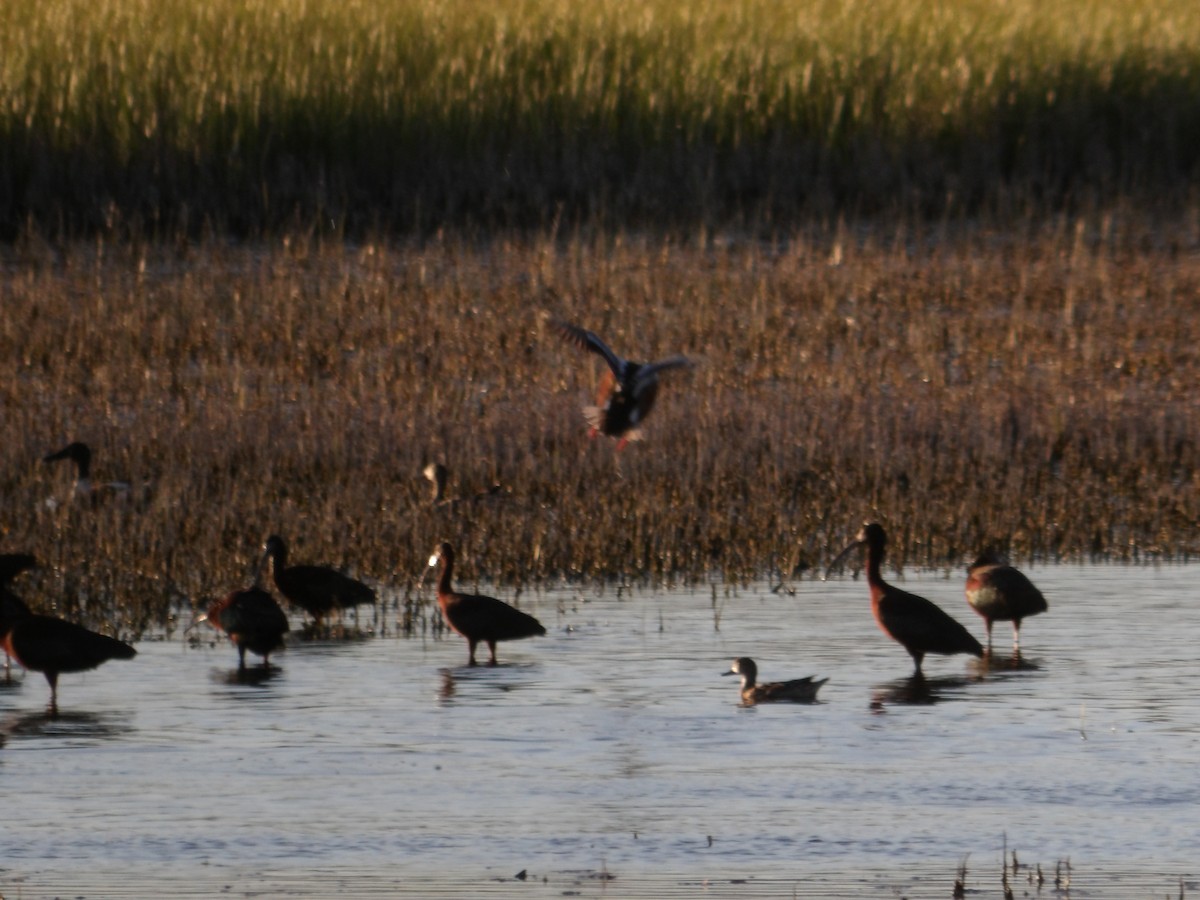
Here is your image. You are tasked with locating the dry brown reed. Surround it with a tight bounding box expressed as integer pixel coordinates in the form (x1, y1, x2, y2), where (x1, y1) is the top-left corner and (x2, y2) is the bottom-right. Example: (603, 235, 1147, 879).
(3, 207, 1200, 631)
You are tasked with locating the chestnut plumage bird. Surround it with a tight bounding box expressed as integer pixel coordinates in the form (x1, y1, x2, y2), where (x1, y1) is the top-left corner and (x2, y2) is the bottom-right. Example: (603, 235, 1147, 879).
(1, 607, 136, 715)
(201, 586, 289, 670)
(261, 535, 376, 629)
(723, 657, 827, 704)
(965, 552, 1048, 655)
(429, 542, 545, 666)
(0, 553, 37, 678)
(828, 523, 983, 677)
(553, 320, 690, 449)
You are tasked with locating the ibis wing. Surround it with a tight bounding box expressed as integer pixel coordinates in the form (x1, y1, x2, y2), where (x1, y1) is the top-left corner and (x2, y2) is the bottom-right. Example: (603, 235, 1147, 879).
(442, 593, 545, 641)
(878, 589, 983, 657)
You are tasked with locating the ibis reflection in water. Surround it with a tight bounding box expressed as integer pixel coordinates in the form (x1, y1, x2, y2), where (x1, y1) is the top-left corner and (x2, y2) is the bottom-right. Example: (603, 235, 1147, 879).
(552, 319, 691, 450)
(828, 523, 983, 677)
(429, 542, 545, 667)
(965, 551, 1048, 656)
(723, 657, 828, 705)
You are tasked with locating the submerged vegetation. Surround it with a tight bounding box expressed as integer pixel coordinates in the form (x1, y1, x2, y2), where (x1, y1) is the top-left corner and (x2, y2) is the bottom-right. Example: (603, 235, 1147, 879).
(1, 0, 1199, 234)
(3, 214, 1200, 631)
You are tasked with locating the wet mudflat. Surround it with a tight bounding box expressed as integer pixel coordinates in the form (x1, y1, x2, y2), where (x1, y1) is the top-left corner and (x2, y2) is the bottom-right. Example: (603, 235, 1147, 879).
(1, 565, 1197, 898)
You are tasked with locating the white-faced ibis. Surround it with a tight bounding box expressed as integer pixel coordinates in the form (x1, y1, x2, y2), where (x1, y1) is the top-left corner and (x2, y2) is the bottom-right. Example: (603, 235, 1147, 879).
(552, 320, 691, 449)
(965, 551, 1048, 655)
(828, 523, 983, 677)
(0, 606, 136, 715)
(723, 657, 827, 704)
(199, 586, 289, 670)
(261, 535, 376, 629)
(0, 553, 37, 679)
(428, 542, 545, 666)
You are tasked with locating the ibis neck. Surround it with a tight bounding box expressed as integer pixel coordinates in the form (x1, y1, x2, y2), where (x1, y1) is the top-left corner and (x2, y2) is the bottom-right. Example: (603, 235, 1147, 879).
(437, 556, 454, 594)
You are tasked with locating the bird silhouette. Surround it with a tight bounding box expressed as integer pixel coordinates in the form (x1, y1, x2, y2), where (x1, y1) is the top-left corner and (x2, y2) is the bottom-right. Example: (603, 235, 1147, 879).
(552, 320, 691, 448)
(828, 523, 983, 677)
(1, 604, 136, 715)
(261, 535, 376, 633)
(429, 542, 545, 666)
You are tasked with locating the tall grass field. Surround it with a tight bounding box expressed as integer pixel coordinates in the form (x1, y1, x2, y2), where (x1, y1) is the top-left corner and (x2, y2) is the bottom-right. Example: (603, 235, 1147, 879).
(1, 1, 1198, 633)
(0, 0, 1198, 234)
(4, 216, 1200, 633)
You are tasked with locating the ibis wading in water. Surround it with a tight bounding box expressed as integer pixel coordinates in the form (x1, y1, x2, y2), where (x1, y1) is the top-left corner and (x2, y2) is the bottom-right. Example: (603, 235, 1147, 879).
(723, 657, 828, 704)
(199, 586, 289, 670)
(0, 605, 136, 715)
(261, 535, 376, 630)
(552, 320, 691, 449)
(965, 551, 1048, 655)
(429, 542, 545, 666)
(0, 553, 37, 678)
(828, 523, 983, 677)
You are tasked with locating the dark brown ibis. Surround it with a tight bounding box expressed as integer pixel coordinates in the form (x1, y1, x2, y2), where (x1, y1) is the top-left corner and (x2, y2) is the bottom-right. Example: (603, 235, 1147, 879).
(0, 553, 37, 679)
(965, 551, 1048, 655)
(1, 607, 136, 715)
(43, 441, 134, 504)
(828, 523, 983, 677)
(723, 657, 827, 704)
(428, 542, 545, 666)
(261, 534, 376, 630)
(199, 586, 289, 670)
(552, 320, 691, 449)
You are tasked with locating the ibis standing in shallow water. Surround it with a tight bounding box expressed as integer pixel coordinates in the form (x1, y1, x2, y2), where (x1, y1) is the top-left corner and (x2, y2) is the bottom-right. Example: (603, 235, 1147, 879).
(552, 320, 691, 449)
(429, 542, 545, 666)
(0, 554, 38, 679)
(0, 603, 136, 716)
(828, 523, 983, 677)
(261, 535, 376, 631)
(965, 551, 1048, 655)
(723, 657, 828, 704)
(199, 586, 289, 671)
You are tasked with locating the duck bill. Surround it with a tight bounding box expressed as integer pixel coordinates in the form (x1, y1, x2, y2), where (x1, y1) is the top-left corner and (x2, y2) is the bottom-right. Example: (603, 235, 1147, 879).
(721, 669, 736, 677)
(824, 539, 863, 580)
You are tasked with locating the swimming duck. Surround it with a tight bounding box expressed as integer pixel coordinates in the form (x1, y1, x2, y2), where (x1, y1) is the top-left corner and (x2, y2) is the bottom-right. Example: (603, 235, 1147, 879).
(723, 657, 827, 704)
(428, 542, 545, 666)
(552, 320, 691, 449)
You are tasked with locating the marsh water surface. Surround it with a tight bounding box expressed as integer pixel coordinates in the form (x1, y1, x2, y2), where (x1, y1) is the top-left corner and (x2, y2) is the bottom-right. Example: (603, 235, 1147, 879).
(1, 565, 1197, 898)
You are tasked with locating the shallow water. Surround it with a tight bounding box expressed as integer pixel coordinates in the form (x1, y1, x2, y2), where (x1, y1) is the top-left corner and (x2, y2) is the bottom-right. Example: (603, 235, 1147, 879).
(2, 565, 1198, 898)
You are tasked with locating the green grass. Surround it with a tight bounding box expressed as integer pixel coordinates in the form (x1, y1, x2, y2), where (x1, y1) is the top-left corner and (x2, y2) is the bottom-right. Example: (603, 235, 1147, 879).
(1, 0, 1199, 234)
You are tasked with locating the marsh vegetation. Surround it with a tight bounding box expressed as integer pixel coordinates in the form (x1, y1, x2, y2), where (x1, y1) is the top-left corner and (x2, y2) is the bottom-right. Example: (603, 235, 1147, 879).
(4, 212, 1200, 632)
(1, 0, 1198, 631)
